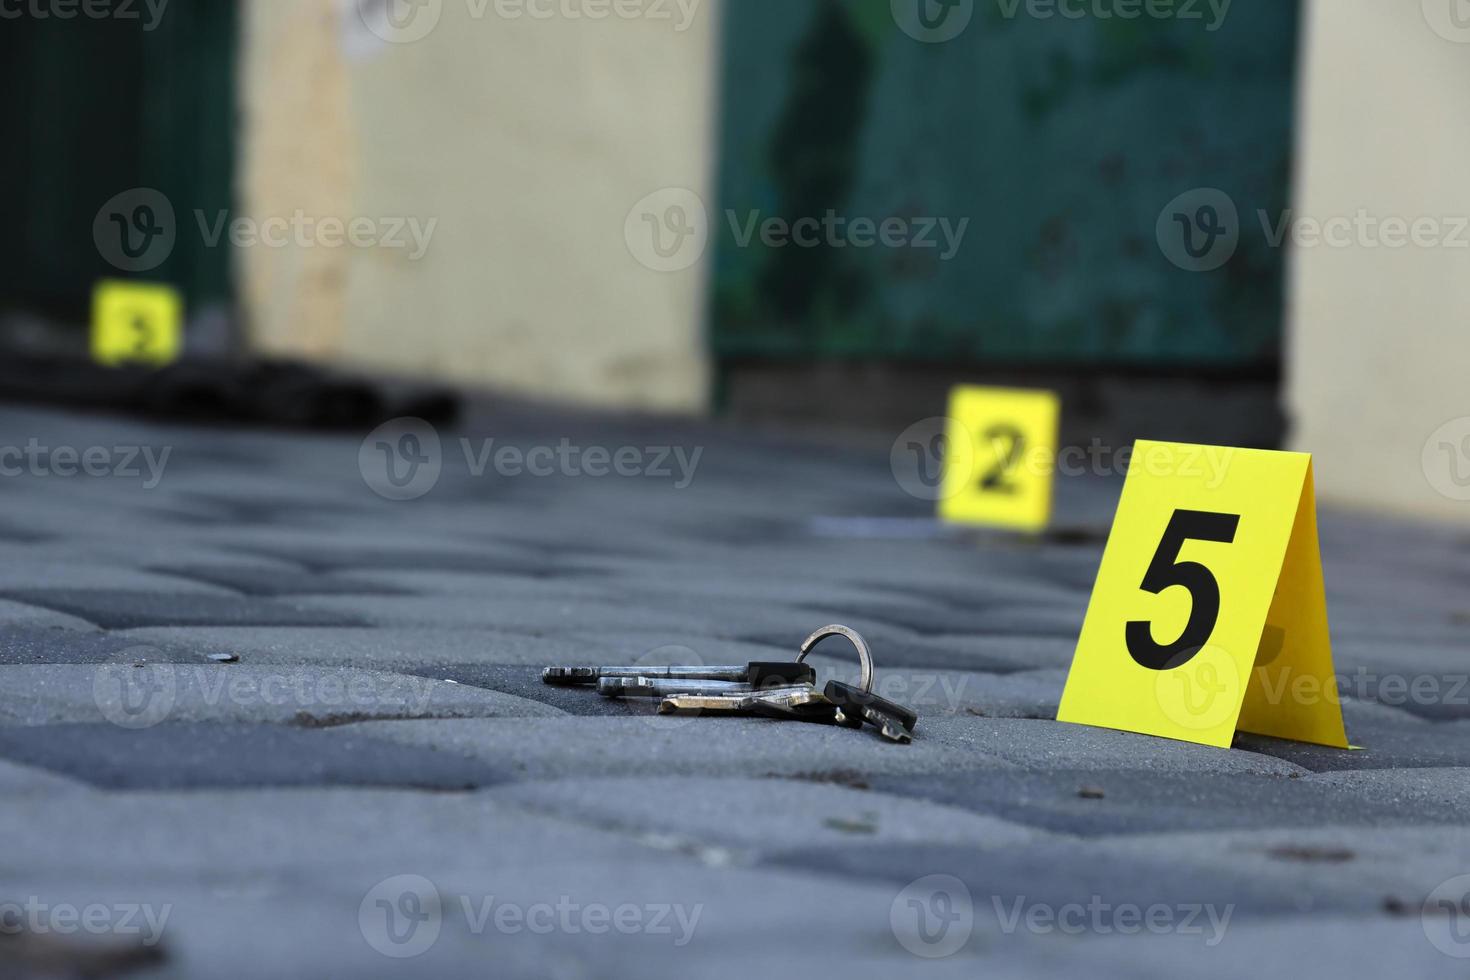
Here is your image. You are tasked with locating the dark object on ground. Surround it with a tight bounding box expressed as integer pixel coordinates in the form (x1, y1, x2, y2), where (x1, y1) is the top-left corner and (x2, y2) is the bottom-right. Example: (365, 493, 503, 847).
(0, 929, 165, 979)
(0, 354, 458, 430)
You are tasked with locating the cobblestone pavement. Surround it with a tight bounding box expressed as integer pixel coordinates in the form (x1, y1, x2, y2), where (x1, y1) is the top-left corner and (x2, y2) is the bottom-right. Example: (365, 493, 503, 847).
(0, 402, 1465, 978)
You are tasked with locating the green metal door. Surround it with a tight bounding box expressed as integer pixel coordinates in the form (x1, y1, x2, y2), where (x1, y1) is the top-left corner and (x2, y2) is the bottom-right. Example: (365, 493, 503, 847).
(0, 3, 238, 323)
(710, 0, 1301, 368)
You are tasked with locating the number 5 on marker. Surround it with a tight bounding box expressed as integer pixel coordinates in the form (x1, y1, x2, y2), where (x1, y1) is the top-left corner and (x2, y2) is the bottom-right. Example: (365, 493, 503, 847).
(939, 386, 1060, 532)
(1058, 440, 1350, 749)
(1124, 510, 1239, 670)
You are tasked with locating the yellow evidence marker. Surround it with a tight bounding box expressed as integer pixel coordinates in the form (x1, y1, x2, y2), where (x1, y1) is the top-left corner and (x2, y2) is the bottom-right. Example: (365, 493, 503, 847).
(939, 386, 1060, 533)
(91, 280, 183, 367)
(1058, 440, 1349, 750)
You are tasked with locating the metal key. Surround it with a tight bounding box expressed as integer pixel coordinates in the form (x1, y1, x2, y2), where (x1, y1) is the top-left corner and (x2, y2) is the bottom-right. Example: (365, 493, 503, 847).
(824, 681, 918, 743)
(747, 686, 842, 724)
(598, 677, 753, 699)
(797, 624, 917, 743)
(657, 684, 828, 716)
(544, 665, 743, 686)
(542, 624, 914, 740)
(655, 693, 753, 714)
(544, 661, 814, 688)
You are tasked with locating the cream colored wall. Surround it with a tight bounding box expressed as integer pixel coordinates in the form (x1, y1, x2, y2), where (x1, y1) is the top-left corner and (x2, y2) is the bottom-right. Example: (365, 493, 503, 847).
(239, 0, 718, 412)
(1288, 0, 1470, 519)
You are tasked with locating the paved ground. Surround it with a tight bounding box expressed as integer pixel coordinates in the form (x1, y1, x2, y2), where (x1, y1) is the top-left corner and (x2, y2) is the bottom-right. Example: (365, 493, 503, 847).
(0, 401, 1465, 978)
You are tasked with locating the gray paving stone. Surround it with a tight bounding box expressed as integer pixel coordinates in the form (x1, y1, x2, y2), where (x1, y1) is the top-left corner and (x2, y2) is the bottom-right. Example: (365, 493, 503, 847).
(1100, 826, 1470, 917)
(0, 723, 507, 790)
(762, 838, 1331, 921)
(845, 570, 1086, 612)
(117, 626, 585, 668)
(332, 715, 1023, 780)
(0, 757, 89, 796)
(1, 538, 311, 573)
(1327, 641, 1470, 722)
(775, 826, 1470, 939)
(915, 633, 1081, 672)
(1237, 716, 1470, 772)
(393, 664, 630, 716)
(157, 491, 384, 529)
(0, 560, 232, 594)
(491, 777, 1050, 856)
(0, 789, 656, 880)
(0, 664, 564, 727)
(327, 568, 619, 600)
(0, 626, 208, 665)
(406, 860, 932, 979)
(145, 563, 416, 598)
(224, 541, 561, 578)
(0, 590, 367, 629)
(946, 717, 1310, 776)
(973, 917, 1458, 980)
(821, 597, 1084, 639)
(593, 568, 929, 611)
(867, 767, 1467, 836)
(0, 828, 763, 979)
(0, 598, 98, 631)
(77, 859, 916, 980)
(288, 594, 753, 635)
(0, 518, 52, 545)
(1333, 636, 1470, 675)
(556, 631, 796, 666)
(1328, 603, 1468, 647)
(1322, 693, 1435, 731)
(1305, 767, 1470, 810)
(738, 622, 1043, 674)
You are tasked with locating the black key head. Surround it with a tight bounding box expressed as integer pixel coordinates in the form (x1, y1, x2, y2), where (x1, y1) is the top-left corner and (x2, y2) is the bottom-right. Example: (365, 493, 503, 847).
(746, 662, 817, 689)
(824, 681, 919, 734)
(542, 667, 598, 686)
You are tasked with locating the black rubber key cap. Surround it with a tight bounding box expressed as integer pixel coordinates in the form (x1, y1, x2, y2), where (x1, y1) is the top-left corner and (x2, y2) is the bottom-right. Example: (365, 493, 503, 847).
(824, 681, 918, 743)
(746, 662, 817, 689)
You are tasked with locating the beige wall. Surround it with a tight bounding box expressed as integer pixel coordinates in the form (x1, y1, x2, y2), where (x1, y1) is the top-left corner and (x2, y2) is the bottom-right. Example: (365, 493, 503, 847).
(1288, 0, 1470, 519)
(239, 0, 718, 412)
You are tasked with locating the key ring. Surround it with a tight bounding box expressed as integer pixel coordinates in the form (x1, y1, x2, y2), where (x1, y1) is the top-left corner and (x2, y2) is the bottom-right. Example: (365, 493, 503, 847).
(795, 624, 874, 695)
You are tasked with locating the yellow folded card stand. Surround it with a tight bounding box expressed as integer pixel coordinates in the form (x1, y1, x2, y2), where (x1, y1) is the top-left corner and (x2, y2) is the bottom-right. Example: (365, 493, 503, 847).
(1058, 441, 1350, 750)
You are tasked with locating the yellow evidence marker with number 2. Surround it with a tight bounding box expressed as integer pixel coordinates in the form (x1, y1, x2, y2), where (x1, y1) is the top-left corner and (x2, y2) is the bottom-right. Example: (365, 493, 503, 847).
(91, 280, 183, 368)
(1058, 440, 1349, 750)
(939, 386, 1060, 533)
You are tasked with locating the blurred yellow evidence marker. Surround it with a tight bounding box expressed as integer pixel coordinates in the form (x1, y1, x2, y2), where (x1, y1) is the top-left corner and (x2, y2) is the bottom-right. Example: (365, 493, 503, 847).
(939, 386, 1060, 533)
(1057, 441, 1349, 750)
(91, 280, 183, 367)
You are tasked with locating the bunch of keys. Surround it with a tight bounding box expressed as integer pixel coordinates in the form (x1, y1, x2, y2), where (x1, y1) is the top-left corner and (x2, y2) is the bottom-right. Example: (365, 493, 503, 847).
(542, 625, 918, 743)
